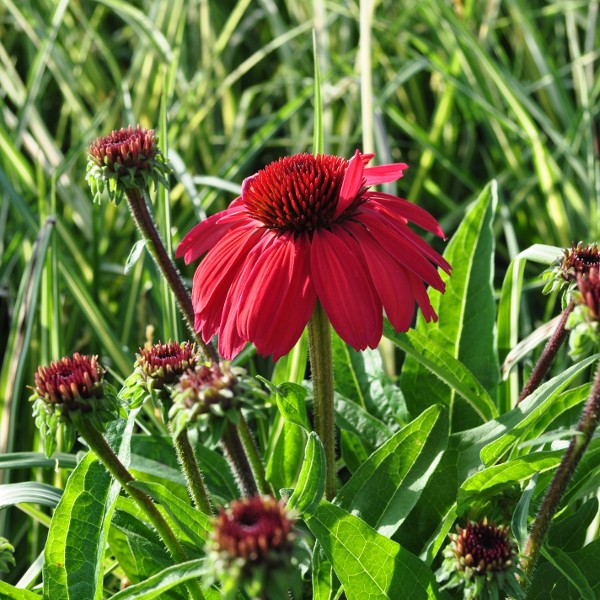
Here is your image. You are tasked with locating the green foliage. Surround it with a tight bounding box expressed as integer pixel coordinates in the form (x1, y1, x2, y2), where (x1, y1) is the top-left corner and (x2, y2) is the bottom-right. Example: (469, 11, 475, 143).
(1, 0, 599, 598)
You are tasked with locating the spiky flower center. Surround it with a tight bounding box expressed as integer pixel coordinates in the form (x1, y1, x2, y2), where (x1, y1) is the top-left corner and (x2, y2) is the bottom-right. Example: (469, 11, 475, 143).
(89, 125, 157, 172)
(454, 521, 513, 575)
(577, 267, 600, 320)
(561, 242, 600, 281)
(136, 341, 199, 386)
(213, 496, 294, 562)
(33, 353, 104, 406)
(242, 153, 360, 232)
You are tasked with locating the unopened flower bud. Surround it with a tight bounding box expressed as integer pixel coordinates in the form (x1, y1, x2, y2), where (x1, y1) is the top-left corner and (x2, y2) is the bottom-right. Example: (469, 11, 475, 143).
(437, 519, 523, 600)
(30, 353, 121, 456)
(206, 496, 304, 600)
(87, 125, 171, 204)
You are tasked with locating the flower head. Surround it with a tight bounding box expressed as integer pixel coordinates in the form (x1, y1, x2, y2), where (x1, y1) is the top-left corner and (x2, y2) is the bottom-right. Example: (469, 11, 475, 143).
(560, 242, 600, 281)
(577, 267, 600, 321)
(136, 340, 200, 389)
(178, 151, 451, 360)
(437, 519, 523, 600)
(567, 267, 600, 360)
(30, 353, 121, 456)
(543, 242, 600, 298)
(87, 125, 171, 204)
(206, 496, 303, 599)
(169, 362, 243, 440)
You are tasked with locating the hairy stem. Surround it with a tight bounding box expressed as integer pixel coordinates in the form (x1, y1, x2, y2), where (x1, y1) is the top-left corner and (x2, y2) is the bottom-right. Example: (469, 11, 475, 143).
(307, 300, 336, 500)
(518, 300, 576, 405)
(221, 421, 259, 497)
(124, 188, 218, 363)
(173, 429, 213, 515)
(237, 413, 272, 496)
(76, 418, 204, 600)
(522, 359, 600, 579)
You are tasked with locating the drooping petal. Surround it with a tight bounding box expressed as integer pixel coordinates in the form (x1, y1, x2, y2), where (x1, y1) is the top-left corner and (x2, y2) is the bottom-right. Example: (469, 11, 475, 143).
(345, 221, 415, 332)
(311, 227, 382, 350)
(406, 270, 438, 322)
(191, 225, 262, 343)
(363, 162, 408, 186)
(370, 202, 452, 275)
(366, 191, 447, 239)
(215, 231, 275, 359)
(238, 232, 316, 361)
(334, 149, 364, 219)
(357, 208, 447, 292)
(177, 204, 248, 262)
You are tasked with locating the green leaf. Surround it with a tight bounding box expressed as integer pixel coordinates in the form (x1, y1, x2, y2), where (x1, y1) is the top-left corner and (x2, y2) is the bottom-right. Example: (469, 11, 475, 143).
(130, 480, 211, 545)
(287, 432, 325, 516)
(332, 334, 407, 427)
(0, 452, 77, 471)
(335, 405, 448, 538)
(108, 503, 174, 589)
(0, 581, 40, 599)
(400, 182, 499, 431)
(458, 450, 562, 510)
(43, 411, 139, 600)
(496, 244, 563, 411)
(528, 538, 600, 598)
(272, 381, 311, 431)
(312, 546, 340, 600)
(266, 417, 305, 492)
(334, 394, 393, 452)
(512, 475, 537, 552)
(456, 355, 598, 477)
(124, 239, 147, 274)
(384, 326, 497, 424)
(549, 497, 599, 553)
(111, 559, 219, 600)
(540, 546, 595, 600)
(0, 482, 62, 509)
(307, 502, 441, 599)
(480, 359, 597, 466)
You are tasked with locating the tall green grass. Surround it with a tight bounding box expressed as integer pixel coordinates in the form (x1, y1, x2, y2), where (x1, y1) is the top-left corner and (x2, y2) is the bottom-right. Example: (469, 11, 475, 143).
(0, 0, 597, 586)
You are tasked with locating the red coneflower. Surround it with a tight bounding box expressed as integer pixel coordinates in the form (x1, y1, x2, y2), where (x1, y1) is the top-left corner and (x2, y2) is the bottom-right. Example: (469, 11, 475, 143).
(178, 150, 451, 361)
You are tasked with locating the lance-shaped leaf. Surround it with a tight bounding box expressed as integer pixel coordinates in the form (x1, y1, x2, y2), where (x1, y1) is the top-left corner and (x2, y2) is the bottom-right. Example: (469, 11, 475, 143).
(335, 405, 449, 538)
(400, 182, 499, 431)
(110, 559, 220, 600)
(43, 411, 138, 599)
(307, 502, 441, 599)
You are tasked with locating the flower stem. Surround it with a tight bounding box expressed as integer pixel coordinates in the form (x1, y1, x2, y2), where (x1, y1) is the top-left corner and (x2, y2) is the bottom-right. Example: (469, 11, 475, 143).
(124, 188, 219, 363)
(522, 359, 600, 579)
(221, 421, 259, 497)
(237, 413, 272, 496)
(518, 300, 576, 405)
(307, 300, 336, 501)
(75, 417, 204, 600)
(173, 429, 213, 515)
